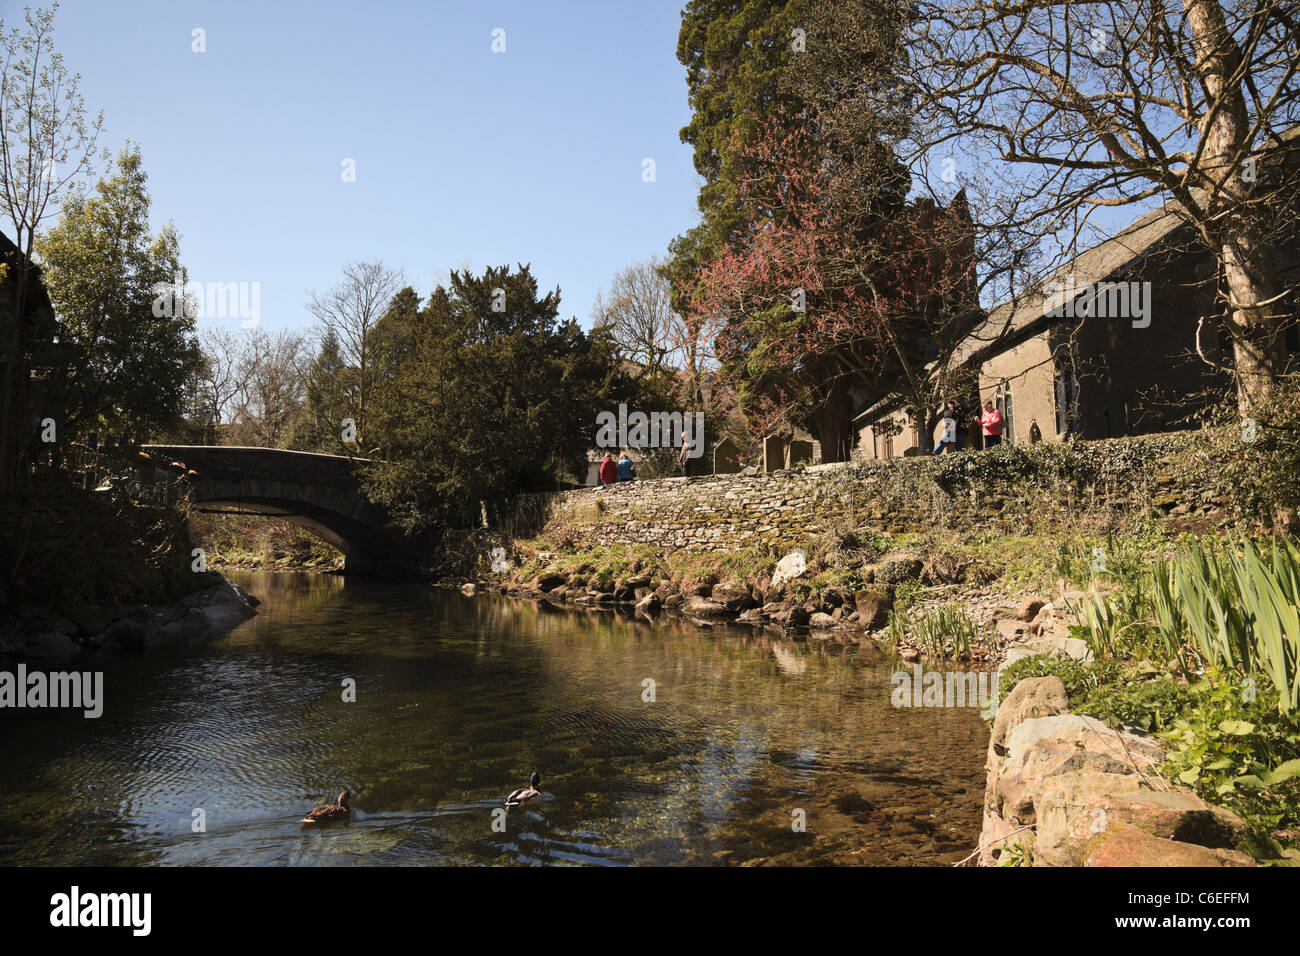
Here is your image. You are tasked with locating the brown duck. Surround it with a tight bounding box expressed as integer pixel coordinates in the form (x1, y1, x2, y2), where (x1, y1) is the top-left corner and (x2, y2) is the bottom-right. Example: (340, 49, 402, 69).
(301, 789, 352, 825)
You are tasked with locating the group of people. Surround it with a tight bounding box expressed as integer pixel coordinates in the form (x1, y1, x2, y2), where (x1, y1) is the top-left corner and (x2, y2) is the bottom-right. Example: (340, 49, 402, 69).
(932, 398, 1005, 455)
(599, 441, 696, 485)
(598, 451, 636, 484)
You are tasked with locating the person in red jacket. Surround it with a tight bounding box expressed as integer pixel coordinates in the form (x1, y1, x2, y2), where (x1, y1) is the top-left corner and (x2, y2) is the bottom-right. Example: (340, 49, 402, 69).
(980, 399, 1004, 448)
(598, 452, 617, 485)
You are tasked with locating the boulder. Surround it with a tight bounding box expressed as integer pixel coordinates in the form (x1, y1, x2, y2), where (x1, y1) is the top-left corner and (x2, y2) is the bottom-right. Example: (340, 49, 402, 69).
(711, 582, 756, 612)
(853, 589, 893, 630)
(874, 556, 923, 588)
(536, 573, 567, 593)
(1032, 771, 1149, 866)
(1102, 789, 1250, 848)
(996, 619, 1030, 643)
(770, 550, 807, 590)
(988, 676, 1069, 758)
(100, 618, 149, 650)
(1019, 596, 1047, 621)
(808, 612, 837, 629)
(65, 605, 111, 636)
(683, 596, 730, 618)
(19, 630, 80, 659)
(772, 605, 811, 628)
(1085, 824, 1255, 867)
(1002, 636, 1094, 668)
(1006, 715, 1164, 771)
(635, 592, 662, 614)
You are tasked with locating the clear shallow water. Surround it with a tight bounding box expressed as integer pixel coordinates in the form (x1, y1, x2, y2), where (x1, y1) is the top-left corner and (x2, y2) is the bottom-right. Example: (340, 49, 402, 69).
(0, 572, 988, 866)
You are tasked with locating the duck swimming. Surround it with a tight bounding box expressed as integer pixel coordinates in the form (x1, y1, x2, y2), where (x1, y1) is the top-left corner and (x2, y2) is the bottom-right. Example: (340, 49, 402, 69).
(505, 772, 543, 812)
(301, 789, 352, 825)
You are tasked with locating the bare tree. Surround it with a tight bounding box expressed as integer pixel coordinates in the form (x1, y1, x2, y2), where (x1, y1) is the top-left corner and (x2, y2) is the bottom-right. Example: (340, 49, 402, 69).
(194, 326, 257, 441)
(592, 256, 687, 377)
(0, 3, 104, 487)
(229, 329, 308, 448)
(307, 260, 403, 444)
(874, 0, 1300, 413)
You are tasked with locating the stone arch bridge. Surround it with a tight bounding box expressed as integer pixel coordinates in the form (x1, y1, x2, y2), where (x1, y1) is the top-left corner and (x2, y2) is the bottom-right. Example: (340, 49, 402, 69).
(142, 445, 417, 575)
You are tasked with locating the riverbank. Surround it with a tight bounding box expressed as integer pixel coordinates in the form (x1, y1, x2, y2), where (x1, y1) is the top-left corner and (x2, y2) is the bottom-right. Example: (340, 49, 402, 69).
(0, 577, 260, 661)
(1, 481, 261, 662)
(185, 512, 344, 573)
(450, 430, 1300, 866)
(456, 530, 1300, 865)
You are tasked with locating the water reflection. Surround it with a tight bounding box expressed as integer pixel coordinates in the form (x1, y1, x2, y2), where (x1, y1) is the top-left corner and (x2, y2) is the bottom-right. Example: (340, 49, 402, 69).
(0, 571, 987, 865)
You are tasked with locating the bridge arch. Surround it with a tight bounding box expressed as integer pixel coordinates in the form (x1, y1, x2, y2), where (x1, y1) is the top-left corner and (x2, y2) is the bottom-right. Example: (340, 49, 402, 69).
(142, 445, 417, 575)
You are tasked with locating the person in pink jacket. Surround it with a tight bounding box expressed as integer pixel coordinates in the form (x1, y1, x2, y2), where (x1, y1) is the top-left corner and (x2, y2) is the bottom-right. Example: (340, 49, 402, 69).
(980, 400, 1004, 448)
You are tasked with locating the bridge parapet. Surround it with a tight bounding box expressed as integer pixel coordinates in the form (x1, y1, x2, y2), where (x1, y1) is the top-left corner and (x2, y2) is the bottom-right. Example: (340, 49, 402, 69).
(142, 445, 416, 575)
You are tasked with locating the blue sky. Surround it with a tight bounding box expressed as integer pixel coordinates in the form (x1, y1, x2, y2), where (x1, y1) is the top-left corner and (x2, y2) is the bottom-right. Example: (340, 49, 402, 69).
(24, 0, 701, 334)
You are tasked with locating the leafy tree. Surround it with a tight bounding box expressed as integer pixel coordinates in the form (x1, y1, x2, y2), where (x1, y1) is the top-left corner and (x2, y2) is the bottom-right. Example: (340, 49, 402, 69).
(664, 0, 815, 389)
(35, 145, 199, 442)
(0, 2, 104, 485)
(364, 264, 625, 534)
(685, 118, 976, 456)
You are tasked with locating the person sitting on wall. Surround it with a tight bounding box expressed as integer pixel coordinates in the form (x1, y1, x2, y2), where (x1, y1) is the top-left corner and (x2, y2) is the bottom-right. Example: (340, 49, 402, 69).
(980, 400, 1004, 448)
(617, 451, 636, 481)
(599, 451, 617, 485)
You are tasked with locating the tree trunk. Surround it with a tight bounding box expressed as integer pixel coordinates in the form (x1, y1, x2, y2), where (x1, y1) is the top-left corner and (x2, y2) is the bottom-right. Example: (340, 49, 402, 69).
(1184, 0, 1288, 412)
(815, 376, 853, 462)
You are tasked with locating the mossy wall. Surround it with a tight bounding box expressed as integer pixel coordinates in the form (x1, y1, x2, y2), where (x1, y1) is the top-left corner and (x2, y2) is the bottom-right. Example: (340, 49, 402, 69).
(523, 433, 1225, 552)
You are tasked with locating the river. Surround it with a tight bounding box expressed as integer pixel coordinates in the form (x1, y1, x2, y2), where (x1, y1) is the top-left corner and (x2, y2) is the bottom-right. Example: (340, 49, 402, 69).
(0, 571, 988, 866)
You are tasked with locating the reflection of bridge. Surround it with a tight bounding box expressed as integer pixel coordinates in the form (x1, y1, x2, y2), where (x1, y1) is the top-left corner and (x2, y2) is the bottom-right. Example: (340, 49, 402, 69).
(142, 445, 416, 575)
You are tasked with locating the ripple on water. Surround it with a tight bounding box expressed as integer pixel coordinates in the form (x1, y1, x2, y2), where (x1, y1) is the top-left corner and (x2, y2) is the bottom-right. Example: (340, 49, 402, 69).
(0, 571, 988, 866)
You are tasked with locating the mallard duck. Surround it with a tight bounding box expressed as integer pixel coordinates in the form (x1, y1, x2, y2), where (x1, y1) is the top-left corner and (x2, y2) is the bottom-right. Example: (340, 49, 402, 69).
(301, 789, 352, 825)
(505, 772, 543, 812)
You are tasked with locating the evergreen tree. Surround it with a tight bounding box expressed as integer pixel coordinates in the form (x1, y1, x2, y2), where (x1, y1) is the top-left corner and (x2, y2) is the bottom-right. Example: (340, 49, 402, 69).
(363, 264, 624, 534)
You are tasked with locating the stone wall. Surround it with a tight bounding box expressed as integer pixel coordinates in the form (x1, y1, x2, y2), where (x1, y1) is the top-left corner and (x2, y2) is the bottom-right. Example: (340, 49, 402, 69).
(523, 431, 1224, 552)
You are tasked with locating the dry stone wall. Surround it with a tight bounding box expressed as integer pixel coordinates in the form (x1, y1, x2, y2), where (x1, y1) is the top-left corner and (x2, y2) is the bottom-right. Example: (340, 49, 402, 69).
(525, 432, 1224, 552)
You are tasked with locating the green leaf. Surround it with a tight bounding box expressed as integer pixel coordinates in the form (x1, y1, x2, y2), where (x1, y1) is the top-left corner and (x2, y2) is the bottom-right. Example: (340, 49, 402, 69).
(1218, 719, 1255, 735)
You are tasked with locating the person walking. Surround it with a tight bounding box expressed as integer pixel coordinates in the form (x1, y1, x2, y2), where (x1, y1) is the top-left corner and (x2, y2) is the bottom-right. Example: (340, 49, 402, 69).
(599, 451, 617, 485)
(617, 451, 636, 481)
(679, 438, 692, 478)
(980, 399, 1004, 448)
(932, 401, 958, 455)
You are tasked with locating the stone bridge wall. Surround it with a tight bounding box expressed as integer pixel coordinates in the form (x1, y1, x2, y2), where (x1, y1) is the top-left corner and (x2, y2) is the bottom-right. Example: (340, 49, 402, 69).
(522, 432, 1224, 552)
